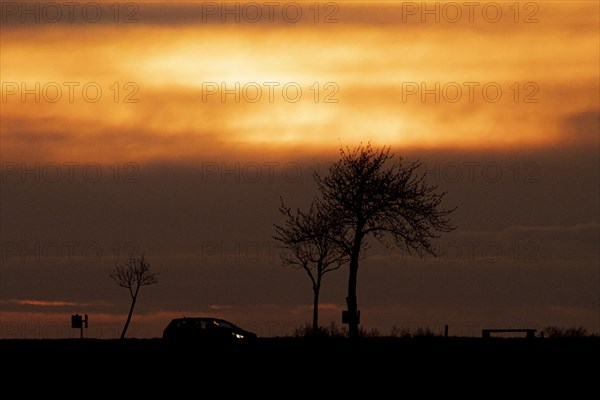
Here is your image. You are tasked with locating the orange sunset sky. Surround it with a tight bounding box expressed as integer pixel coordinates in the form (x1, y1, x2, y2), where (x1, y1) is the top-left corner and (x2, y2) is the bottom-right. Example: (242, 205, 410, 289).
(1, 1, 599, 338)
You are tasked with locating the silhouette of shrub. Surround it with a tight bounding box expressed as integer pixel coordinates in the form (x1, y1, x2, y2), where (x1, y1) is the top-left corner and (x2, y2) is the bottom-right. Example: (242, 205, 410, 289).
(542, 326, 589, 338)
(390, 325, 437, 337)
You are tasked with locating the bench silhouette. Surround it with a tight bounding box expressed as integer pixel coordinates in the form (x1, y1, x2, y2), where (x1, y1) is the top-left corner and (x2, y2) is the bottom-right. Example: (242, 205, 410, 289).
(482, 328, 537, 339)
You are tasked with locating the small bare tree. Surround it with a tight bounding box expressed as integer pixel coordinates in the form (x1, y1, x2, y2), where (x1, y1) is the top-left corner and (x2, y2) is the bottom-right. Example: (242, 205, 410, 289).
(110, 253, 158, 339)
(274, 200, 348, 335)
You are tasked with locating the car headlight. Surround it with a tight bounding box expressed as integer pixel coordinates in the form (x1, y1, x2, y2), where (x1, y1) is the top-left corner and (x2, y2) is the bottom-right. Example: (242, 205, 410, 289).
(233, 333, 244, 339)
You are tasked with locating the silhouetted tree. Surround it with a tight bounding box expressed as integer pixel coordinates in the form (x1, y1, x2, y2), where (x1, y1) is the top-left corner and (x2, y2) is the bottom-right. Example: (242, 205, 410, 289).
(110, 253, 158, 339)
(314, 144, 455, 338)
(274, 200, 348, 335)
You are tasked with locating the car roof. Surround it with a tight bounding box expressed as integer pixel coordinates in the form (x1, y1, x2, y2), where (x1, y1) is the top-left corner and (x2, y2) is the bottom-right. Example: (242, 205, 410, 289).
(170, 317, 228, 323)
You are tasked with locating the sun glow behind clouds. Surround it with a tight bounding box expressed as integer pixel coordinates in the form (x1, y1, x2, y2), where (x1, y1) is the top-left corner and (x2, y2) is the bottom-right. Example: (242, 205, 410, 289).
(0, 2, 598, 162)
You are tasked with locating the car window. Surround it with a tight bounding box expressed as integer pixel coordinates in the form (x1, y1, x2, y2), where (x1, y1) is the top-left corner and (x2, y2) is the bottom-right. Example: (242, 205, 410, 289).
(216, 321, 233, 329)
(204, 320, 219, 329)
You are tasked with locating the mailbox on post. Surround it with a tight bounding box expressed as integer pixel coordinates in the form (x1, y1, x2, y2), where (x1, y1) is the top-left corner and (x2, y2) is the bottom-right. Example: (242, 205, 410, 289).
(71, 314, 88, 338)
(71, 314, 82, 329)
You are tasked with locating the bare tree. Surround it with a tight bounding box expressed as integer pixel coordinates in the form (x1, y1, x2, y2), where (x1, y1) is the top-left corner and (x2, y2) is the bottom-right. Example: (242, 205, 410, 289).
(110, 253, 158, 339)
(314, 144, 456, 338)
(274, 200, 348, 335)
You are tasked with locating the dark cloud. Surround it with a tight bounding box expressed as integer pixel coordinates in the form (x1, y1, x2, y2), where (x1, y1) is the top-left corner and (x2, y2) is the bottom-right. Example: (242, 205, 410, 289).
(2, 1, 592, 33)
(495, 223, 599, 261)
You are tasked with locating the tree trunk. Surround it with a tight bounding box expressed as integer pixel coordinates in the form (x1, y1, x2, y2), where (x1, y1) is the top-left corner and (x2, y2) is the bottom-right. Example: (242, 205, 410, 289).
(312, 284, 320, 336)
(347, 256, 359, 338)
(120, 294, 137, 339)
(347, 231, 363, 339)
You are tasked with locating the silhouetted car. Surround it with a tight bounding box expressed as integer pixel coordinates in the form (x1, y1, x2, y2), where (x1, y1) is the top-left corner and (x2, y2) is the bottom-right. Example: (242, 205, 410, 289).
(162, 317, 257, 341)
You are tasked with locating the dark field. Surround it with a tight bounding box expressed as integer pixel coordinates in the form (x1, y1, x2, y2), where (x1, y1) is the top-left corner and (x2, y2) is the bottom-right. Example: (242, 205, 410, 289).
(2, 337, 598, 383)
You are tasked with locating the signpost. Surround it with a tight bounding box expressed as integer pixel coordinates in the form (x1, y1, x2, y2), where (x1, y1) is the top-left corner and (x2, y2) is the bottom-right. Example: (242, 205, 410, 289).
(71, 314, 88, 339)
